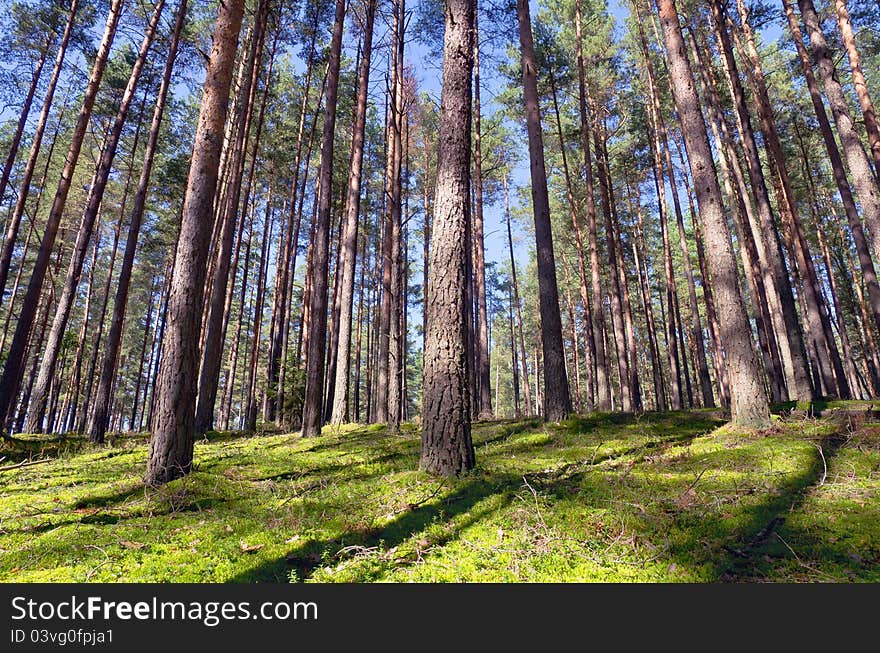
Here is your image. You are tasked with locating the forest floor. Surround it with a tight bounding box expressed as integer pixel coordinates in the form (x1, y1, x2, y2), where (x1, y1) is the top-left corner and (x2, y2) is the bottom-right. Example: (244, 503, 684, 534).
(1, 401, 878, 582)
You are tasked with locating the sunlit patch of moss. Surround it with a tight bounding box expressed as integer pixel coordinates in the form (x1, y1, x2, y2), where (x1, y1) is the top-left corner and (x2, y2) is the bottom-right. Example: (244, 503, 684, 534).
(1, 403, 877, 582)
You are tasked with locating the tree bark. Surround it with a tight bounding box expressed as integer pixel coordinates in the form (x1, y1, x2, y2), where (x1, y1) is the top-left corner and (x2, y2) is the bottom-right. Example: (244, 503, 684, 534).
(709, 1, 816, 402)
(329, 0, 376, 425)
(146, 0, 244, 485)
(575, 0, 610, 410)
(300, 0, 346, 438)
(517, 0, 571, 421)
(420, 0, 476, 476)
(656, 0, 770, 429)
(195, 0, 269, 434)
(472, 5, 491, 418)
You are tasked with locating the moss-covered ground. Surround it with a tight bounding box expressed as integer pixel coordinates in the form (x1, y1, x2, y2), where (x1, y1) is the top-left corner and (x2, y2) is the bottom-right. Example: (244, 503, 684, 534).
(1, 404, 877, 582)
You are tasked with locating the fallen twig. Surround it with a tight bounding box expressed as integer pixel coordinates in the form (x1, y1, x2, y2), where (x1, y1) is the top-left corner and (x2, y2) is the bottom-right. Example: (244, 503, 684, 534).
(679, 466, 711, 498)
(406, 481, 447, 510)
(522, 476, 549, 534)
(775, 533, 838, 581)
(0, 457, 52, 473)
(815, 444, 827, 486)
(84, 545, 110, 581)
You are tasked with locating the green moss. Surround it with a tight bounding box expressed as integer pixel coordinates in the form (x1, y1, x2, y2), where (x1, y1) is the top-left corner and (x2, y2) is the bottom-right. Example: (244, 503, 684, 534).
(1, 404, 877, 582)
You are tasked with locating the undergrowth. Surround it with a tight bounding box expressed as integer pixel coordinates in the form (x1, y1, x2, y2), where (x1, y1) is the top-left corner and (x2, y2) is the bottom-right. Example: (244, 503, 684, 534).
(0, 406, 877, 582)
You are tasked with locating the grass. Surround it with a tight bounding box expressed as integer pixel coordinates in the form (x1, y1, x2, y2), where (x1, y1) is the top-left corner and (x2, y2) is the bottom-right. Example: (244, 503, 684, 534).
(0, 406, 877, 582)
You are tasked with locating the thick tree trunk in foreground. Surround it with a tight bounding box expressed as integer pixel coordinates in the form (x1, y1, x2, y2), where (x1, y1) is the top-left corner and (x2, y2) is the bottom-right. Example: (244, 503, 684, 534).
(146, 0, 244, 485)
(657, 0, 770, 429)
(0, 0, 123, 432)
(517, 0, 571, 421)
(300, 0, 346, 438)
(420, 0, 476, 476)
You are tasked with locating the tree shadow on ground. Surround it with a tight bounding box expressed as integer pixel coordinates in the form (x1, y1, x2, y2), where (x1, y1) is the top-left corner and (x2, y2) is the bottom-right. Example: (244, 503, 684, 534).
(651, 429, 852, 581)
(229, 473, 521, 583)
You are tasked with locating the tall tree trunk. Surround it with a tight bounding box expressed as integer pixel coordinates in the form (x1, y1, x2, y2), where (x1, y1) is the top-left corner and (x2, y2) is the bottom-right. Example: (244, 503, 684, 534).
(377, 4, 403, 426)
(146, 0, 245, 485)
(827, 189, 880, 391)
(661, 129, 713, 407)
(195, 0, 269, 434)
(76, 149, 137, 434)
(504, 172, 532, 416)
(300, 0, 346, 438)
(732, 0, 850, 401)
(709, 1, 816, 401)
(386, 0, 406, 431)
(635, 14, 683, 409)
(353, 219, 368, 422)
(420, 0, 476, 475)
(517, 0, 571, 421)
(607, 186, 642, 411)
(594, 118, 632, 411)
(145, 253, 174, 430)
(671, 134, 728, 407)
(508, 276, 521, 417)
(575, 0, 610, 410)
(690, 28, 786, 402)
(631, 182, 667, 410)
(548, 69, 595, 411)
(472, 5, 491, 418)
(0, 0, 124, 431)
(656, 0, 770, 429)
(0, 95, 68, 353)
(62, 214, 102, 433)
(815, 206, 862, 395)
(265, 13, 320, 424)
(130, 276, 157, 432)
(245, 193, 273, 430)
(88, 0, 187, 442)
